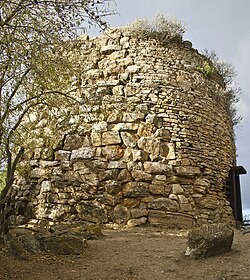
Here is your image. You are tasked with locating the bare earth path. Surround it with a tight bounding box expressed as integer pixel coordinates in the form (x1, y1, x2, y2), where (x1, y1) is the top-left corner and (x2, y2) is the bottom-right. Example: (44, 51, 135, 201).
(1, 227, 250, 280)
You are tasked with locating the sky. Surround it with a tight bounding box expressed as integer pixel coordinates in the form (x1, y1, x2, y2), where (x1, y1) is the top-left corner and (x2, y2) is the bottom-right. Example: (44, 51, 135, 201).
(95, 0, 250, 211)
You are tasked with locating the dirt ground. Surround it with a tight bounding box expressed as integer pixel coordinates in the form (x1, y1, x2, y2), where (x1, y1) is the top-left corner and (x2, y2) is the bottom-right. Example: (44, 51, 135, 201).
(1, 226, 250, 280)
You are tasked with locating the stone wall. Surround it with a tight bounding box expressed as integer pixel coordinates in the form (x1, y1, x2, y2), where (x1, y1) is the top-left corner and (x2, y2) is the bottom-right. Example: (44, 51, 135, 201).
(6, 28, 236, 230)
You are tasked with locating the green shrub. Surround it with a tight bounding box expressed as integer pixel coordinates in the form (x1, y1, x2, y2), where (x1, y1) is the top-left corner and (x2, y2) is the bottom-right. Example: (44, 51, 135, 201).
(202, 49, 242, 126)
(197, 61, 215, 77)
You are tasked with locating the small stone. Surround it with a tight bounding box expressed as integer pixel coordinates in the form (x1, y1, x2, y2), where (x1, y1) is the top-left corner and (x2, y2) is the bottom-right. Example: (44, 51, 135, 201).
(112, 123, 139, 131)
(137, 123, 154, 137)
(145, 114, 162, 128)
(121, 132, 138, 148)
(107, 161, 126, 169)
(100, 45, 120, 54)
(127, 217, 147, 227)
(126, 65, 140, 73)
(122, 112, 145, 122)
(112, 205, 130, 224)
(172, 184, 184, 194)
(132, 149, 149, 162)
(40, 181, 51, 192)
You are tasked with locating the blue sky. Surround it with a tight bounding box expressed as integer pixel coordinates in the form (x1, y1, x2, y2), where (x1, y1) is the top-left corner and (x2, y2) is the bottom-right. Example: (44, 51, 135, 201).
(96, 0, 250, 210)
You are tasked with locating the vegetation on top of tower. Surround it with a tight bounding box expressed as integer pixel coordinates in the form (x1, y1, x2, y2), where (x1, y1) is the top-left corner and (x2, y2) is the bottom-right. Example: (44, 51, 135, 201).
(123, 13, 186, 42)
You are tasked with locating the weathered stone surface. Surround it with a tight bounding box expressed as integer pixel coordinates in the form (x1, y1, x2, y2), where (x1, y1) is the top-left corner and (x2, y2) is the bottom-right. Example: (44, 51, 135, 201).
(40, 180, 52, 192)
(123, 182, 149, 197)
(100, 44, 121, 54)
(55, 150, 71, 161)
(148, 211, 194, 229)
(174, 166, 201, 176)
(121, 132, 138, 148)
(64, 135, 86, 150)
(6, 27, 236, 231)
(112, 123, 139, 131)
(130, 208, 148, 219)
(71, 147, 96, 160)
(122, 112, 145, 122)
(107, 161, 126, 169)
(131, 170, 152, 182)
(148, 198, 179, 211)
(126, 65, 140, 73)
(112, 205, 130, 224)
(132, 149, 149, 162)
(91, 132, 102, 146)
(172, 184, 184, 194)
(127, 217, 147, 227)
(185, 223, 234, 259)
(42, 235, 87, 255)
(102, 131, 122, 145)
(137, 123, 154, 137)
(196, 196, 219, 210)
(76, 202, 108, 223)
(30, 168, 50, 179)
(145, 114, 163, 128)
(144, 162, 172, 175)
(138, 137, 160, 157)
(101, 146, 124, 160)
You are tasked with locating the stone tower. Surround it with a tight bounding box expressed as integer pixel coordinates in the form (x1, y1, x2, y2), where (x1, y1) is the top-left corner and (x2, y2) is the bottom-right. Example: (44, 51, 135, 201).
(5, 28, 236, 230)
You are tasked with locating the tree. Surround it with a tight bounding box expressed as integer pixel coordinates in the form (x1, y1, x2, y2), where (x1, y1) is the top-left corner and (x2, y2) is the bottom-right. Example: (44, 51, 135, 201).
(0, 0, 116, 196)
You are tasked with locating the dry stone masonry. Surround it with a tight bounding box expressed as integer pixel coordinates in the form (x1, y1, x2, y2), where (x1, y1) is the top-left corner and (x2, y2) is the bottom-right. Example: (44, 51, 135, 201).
(8, 28, 236, 231)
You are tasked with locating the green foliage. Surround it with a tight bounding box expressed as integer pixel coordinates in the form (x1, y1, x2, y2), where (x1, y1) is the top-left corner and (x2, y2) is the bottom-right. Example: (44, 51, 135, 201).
(124, 13, 186, 42)
(197, 61, 215, 78)
(201, 49, 242, 126)
(0, 0, 116, 189)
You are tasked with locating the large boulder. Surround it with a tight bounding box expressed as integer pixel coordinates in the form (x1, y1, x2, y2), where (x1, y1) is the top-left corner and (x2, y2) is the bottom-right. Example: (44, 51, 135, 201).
(185, 223, 234, 259)
(41, 234, 87, 255)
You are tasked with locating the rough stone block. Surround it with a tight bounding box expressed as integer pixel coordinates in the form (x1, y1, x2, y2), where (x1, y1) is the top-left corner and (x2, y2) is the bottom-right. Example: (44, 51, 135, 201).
(123, 182, 149, 197)
(101, 146, 124, 160)
(55, 150, 71, 161)
(174, 166, 201, 176)
(130, 208, 148, 219)
(144, 162, 172, 175)
(185, 223, 234, 259)
(148, 198, 179, 211)
(71, 147, 96, 160)
(148, 211, 194, 229)
(102, 131, 122, 145)
(76, 202, 108, 223)
(132, 149, 149, 162)
(122, 112, 145, 122)
(131, 170, 152, 182)
(42, 235, 87, 255)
